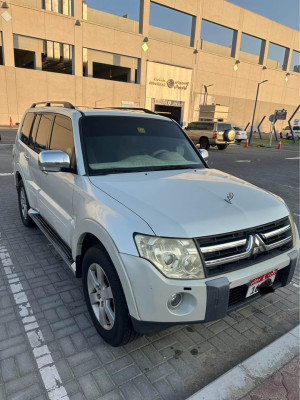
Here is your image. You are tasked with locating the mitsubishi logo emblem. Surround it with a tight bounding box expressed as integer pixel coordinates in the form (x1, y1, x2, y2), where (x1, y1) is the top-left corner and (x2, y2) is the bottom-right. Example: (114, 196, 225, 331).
(224, 192, 234, 204)
(249, 234, 266, 256)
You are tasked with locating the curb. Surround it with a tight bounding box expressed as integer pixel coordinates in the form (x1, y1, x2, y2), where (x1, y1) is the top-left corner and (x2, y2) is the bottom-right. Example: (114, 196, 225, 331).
(187, 325, 300, 400)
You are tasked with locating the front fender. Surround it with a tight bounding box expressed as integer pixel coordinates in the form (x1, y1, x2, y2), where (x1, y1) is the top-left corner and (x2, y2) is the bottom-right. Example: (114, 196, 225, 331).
(73, 219, 140, 320)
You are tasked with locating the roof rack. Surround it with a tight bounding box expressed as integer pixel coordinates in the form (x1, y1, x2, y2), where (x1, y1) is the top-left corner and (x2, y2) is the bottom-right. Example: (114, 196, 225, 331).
(30, 101, 75, 109)
(94, 107, 157, 115)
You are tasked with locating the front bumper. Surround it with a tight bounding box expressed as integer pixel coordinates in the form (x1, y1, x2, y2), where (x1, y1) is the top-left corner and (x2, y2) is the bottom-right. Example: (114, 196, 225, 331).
(121, 248, 298, 334)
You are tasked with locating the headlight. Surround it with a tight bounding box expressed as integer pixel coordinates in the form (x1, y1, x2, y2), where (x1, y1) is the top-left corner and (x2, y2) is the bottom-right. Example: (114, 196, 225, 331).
(134, 235, 205, 279)
(288, 214, 296, 247)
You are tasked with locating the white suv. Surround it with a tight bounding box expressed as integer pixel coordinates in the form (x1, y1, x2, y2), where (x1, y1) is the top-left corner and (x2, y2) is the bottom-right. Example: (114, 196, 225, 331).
(13, 102, 299, 346)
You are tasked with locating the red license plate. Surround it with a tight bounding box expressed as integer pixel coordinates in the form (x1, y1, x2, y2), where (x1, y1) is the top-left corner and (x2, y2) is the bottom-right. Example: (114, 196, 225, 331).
(246, 269, 277, 298)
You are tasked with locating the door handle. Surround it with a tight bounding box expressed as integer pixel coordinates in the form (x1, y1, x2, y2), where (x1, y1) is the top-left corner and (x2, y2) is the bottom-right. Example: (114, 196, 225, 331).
(24, 153, 29, 160)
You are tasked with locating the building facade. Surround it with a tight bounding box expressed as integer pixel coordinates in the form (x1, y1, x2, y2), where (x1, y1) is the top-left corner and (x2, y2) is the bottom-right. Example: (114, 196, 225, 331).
(0, 0, 299, 131)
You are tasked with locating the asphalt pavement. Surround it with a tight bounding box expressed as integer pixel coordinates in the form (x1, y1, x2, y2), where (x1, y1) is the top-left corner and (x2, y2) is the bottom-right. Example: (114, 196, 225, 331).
(0, 136, 299, 400)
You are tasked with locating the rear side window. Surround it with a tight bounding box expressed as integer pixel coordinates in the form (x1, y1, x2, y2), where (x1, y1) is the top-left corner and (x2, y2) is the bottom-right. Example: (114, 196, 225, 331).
(50, 116, 76, 168)
(293, 126, 300, 131)
(20, 113, 35, 145)
(196, 123, 214, 131)
(187, 122, 196, 129)
(34, 114, 54, 153)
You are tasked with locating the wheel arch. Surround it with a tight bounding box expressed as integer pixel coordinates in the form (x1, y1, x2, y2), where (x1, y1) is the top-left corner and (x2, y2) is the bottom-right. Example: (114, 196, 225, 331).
(15, 170, 23, 186)
(74, 220, 140, 320)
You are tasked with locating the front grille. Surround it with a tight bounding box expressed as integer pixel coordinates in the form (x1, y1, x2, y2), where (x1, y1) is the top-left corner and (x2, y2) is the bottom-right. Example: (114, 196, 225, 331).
(197, 217, 292, 277)
(228, 267, 285, 308)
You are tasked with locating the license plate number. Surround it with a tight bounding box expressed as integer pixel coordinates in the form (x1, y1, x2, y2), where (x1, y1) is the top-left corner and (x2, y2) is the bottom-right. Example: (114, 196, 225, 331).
(246, 269, 278, 298)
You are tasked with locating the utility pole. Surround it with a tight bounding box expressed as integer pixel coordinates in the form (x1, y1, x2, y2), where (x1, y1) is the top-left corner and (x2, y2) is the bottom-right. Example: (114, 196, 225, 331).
(249, 80, 268, 144)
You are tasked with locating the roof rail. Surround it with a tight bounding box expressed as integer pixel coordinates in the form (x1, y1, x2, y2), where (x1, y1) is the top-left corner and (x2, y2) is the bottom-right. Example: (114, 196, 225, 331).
(94, 107, 157, 115)
(30, 101, 75, 109)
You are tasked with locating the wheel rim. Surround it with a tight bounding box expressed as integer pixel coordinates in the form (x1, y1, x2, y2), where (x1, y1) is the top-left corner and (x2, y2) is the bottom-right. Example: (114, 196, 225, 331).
(87, 263, 115, 330)
(20, 187, 28, 219)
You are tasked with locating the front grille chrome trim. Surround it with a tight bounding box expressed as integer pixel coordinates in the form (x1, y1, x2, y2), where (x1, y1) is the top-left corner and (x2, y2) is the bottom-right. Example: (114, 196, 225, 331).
(201, 239, 247, 254)
(205, 235, 253, 267)
(264, 235, 292, 251)
(260, 224, 290, 239)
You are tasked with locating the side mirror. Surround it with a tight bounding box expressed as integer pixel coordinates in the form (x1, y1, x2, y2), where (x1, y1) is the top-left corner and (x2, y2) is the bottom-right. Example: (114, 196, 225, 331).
(199, 149, 209, 161)
(38, 150, 70, 172)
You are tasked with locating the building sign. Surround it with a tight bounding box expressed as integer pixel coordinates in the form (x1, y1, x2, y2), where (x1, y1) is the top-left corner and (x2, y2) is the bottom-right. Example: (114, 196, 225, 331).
(145, 61, 192, 124)
(148, 77, 190, 91)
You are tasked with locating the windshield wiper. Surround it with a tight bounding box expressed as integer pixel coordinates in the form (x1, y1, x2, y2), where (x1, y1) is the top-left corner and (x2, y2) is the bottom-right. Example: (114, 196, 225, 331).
(91, 165, 202, 175)
(92, 168, 149, 176)
(149, 165, 200, 171)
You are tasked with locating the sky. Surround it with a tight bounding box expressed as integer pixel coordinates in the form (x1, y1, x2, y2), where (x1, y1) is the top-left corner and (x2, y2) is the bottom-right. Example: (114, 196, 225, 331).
(86, 0, 299, 67)
(86, 0, 300, 31)
(227, 0, 299, 31)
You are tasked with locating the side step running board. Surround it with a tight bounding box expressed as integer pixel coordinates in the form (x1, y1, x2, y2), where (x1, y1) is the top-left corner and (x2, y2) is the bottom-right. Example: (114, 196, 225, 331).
(28, 209, 76, 275)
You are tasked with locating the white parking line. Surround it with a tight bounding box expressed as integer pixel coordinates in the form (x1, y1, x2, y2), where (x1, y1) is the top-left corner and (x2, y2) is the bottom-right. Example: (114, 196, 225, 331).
(285, 157, 300, 160)
(0, 236, 69, 400)
(235, 160, 251, 163)
(0, 173, 13, 176)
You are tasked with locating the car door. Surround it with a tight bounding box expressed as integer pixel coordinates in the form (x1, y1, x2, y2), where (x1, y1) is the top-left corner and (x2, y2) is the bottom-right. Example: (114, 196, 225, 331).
(37, 115, 76, 247)
(17, 112, 39, 210)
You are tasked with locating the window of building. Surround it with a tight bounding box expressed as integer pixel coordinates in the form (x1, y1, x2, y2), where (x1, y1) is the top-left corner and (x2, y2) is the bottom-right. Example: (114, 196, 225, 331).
(92, 63, 131, 82)
(14, 49, 35, 69)
(20, 113, 35, 146)
(0, 32, 3, 65)
(267, 42, 287, 70)
(85, 0, 140, 21)
(42, 41, 73, 75)
(149, 2, 193, 41)
(34, 114, 54, 153)
(49, 116, 75, 167)
(240, 33, 263, 63)
(83, 48, 139, 84)
(290, 50, 300, 73)
(42, 0, 73, 16)
(200, 20, 235, 56)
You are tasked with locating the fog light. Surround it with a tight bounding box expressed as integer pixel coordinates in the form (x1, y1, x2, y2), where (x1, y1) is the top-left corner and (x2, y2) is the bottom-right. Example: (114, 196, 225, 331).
(167, 293, 182, 309)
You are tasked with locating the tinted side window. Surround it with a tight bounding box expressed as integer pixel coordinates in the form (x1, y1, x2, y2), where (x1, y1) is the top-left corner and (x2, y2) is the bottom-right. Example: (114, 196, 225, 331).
(187, 123, 196, 129)
(34, 114, 54, 153)
(196, 123, 213, 131)
(50, 116, 75, 168)
(29, 114, 41, 149)
(20, 113, 35, 145)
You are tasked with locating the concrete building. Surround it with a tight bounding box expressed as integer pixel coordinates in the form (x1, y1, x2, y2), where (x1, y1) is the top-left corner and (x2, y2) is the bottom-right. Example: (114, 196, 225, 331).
(0, 0, 299, 132)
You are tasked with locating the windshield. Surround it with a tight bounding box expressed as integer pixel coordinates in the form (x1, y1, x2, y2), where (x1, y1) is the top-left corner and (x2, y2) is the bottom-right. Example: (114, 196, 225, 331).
(81, 116, 205, 175)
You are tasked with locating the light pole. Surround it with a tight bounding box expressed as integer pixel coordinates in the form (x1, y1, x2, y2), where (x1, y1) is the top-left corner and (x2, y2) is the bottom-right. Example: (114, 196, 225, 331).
(203, 84, 214, 105)
(249, 80, 268, 144)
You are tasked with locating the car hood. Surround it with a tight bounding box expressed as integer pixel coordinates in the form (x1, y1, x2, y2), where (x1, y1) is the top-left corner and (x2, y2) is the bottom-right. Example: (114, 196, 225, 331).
(89, 169, 289, 238)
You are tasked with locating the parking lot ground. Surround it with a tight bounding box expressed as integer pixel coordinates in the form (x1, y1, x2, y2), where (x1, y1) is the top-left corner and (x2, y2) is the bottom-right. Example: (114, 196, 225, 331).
(0, 128, 17, 144)
(0, 144, 299, 400)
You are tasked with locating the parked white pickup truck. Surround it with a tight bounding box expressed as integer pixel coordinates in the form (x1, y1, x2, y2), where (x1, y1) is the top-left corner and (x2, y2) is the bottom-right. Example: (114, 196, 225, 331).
(281, 125, 300, 140)
(12, 102, 299, 346)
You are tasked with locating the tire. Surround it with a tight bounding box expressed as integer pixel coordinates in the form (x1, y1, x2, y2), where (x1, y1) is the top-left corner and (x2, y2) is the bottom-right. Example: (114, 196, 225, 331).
(82, 245, 138, 346)
(199, 137, 210, 150)
(217, 144, 228, 150)
(17, 180, 35, 227)
(224, 129, 236, 142)
(236, 139, 241, 143)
